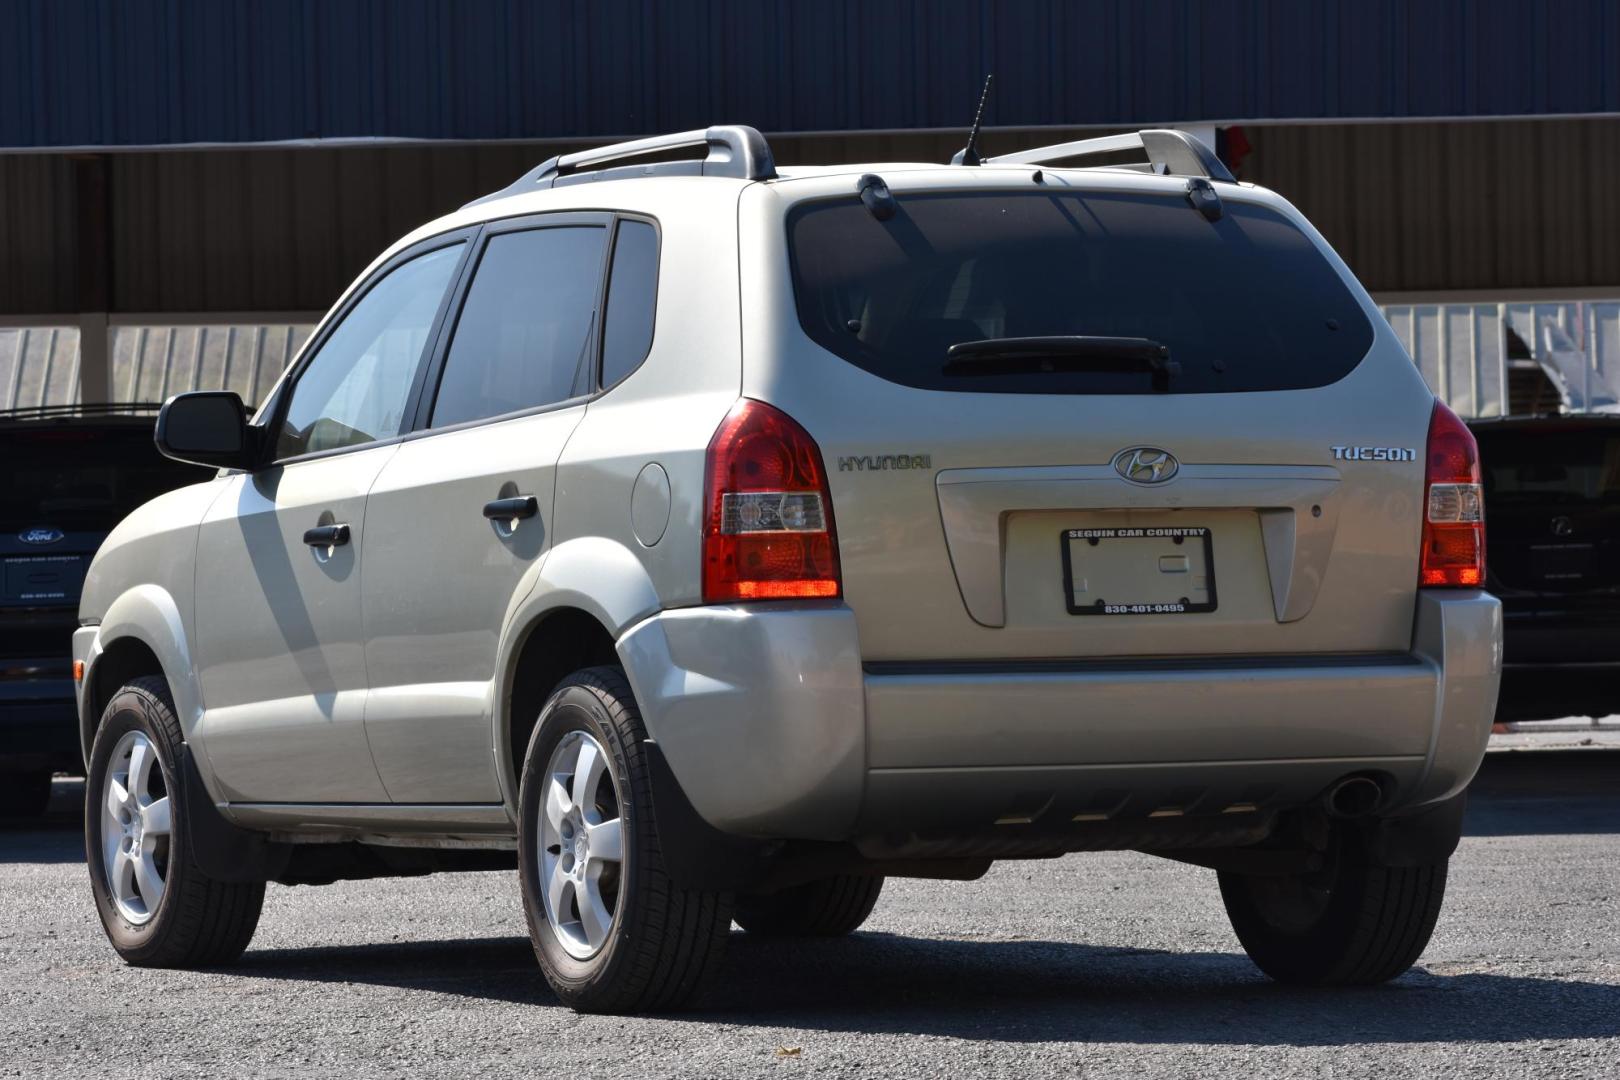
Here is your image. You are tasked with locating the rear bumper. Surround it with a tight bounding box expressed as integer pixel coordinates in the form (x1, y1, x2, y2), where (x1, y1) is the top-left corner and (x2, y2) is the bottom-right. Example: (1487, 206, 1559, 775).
(618, 591, 1501, 842)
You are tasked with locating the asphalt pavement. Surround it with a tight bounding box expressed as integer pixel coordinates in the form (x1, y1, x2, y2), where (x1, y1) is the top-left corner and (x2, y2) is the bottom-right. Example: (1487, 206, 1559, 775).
(2, 750, 1616, 1079)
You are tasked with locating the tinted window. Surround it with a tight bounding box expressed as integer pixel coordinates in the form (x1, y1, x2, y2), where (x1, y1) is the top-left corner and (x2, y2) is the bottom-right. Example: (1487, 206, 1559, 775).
(276, 244, 462, 458)
(431, 226, 606, 428)
(1, 426, 210, 532)
(1477, 427, 1620, 506)
(788, 191, 1374, 395)
(600, 220, 659, 387)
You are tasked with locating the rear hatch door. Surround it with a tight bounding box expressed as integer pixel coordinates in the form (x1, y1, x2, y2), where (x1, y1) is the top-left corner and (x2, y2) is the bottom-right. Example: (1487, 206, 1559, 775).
(742, 174, 1434, 661)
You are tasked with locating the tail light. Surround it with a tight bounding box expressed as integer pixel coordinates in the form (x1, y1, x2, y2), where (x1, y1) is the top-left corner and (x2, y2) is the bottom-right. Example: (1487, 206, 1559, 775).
(703, 399, 841, 602)
(1420, 400, 1486, 587)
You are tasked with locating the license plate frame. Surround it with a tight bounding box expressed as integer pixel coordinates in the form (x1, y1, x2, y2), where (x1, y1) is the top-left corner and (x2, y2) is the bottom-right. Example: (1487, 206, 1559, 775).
(1059, 526, 1218, 616)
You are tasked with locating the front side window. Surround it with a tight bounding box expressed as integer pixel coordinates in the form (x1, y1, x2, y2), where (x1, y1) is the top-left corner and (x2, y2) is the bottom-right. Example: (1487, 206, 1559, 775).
(429, 226, 607, 428)
(275, 243, 462, 459)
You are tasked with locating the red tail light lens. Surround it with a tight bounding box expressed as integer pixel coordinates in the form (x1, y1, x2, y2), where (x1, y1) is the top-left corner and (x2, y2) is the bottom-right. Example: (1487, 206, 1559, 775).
(1420, 400, 1486, 587)
(703, 399, 841, 602)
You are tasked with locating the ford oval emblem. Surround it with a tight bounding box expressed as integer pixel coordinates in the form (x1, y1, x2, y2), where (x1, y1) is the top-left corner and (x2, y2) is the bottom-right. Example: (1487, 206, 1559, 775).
(19, 527, 65, 545)
(1112, 447, 1179, 485)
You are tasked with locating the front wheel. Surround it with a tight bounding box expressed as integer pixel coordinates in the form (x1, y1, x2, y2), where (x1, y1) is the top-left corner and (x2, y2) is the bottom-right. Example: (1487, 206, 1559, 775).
(517, 667, 733, 1013)
(85, 677, 264, 966)
(1218, 833, 1448, 986)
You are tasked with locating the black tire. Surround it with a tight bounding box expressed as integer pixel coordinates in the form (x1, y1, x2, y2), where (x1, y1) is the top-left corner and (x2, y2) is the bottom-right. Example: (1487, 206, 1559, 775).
(1218, 832, 1448, 986)
(735, 875, 884, 937)
(85, 676, 265, 967)
(517, 666, 733, 1013)
(0, 770, 53, 818)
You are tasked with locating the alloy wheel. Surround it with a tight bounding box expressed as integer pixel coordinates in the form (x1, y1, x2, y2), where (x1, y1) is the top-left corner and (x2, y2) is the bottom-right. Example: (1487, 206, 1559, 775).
(537, 730, 626, 960)
(100, 730, 172, 924)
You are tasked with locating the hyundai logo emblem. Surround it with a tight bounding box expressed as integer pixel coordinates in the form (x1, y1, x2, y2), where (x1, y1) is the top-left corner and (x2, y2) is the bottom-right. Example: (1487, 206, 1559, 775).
(19, 527, 65, 546)
(1550, 516, 1575, 538)
(1112, 447, 1179, 485)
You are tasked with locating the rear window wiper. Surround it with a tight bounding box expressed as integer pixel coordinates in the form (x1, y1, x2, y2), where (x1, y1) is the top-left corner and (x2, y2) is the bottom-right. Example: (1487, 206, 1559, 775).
(942, 336, 1181, 390)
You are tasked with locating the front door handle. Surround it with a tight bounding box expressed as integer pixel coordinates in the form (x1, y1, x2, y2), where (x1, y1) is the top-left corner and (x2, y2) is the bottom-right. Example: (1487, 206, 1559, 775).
(483, 495, 539, 521)
(303, 523, 351, 547)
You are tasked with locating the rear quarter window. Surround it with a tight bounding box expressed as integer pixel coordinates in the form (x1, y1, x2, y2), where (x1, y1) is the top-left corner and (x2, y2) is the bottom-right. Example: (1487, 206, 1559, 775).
(600, 220, 660, 389)
(787, 189, 1374, 395)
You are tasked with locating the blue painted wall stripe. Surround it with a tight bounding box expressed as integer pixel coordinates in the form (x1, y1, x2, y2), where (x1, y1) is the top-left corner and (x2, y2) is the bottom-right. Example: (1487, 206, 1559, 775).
(2, 0, 1618, 149)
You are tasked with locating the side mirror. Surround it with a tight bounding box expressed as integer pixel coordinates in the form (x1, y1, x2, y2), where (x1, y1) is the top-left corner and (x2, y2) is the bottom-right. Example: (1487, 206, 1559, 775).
(155, 391, 255, 470)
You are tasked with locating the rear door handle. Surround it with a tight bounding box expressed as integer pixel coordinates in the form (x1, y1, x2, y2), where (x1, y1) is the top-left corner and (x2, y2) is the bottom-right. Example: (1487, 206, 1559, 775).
(303, 524, 351, 547)
(483, 495, 539, 521)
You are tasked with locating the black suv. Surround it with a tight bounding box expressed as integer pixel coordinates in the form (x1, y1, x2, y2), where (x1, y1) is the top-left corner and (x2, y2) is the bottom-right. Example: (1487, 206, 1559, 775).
(1473, 414, 1620, 721)
(1, 404, 208, 815)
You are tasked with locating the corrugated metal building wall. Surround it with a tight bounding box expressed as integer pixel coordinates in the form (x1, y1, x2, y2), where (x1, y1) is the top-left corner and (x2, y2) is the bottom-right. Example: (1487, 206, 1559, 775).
(1245, 119, 1620, 295)
(6, 0, 1620, 413)
(7, 118, 1620, 318)
(5, 0, 1620, 148)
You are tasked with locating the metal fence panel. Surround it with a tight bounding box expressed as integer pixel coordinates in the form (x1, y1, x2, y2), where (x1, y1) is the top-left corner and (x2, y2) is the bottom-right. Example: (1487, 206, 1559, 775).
(1384, 300, 1620, 417)
(0, 326, 81, 409)
(0, 322, 310, 410)
(112, 324, 312, 409)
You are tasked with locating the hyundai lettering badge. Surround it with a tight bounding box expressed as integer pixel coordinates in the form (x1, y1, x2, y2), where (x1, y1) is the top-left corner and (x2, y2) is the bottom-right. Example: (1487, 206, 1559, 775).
(19, 527, 65, 546)
(1112, 447, 1179, 485)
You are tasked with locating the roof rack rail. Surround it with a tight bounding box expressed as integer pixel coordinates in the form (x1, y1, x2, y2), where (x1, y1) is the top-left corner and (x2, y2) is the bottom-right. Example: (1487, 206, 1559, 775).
(968, 129, 1235, 183)
(0, 402, 164, 420)
(466, 125, 777, 207)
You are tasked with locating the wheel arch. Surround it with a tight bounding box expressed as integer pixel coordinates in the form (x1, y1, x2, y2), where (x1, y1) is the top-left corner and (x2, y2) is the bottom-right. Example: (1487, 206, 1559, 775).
(79, 584, 204, 766)
(493, 536, 663, 812)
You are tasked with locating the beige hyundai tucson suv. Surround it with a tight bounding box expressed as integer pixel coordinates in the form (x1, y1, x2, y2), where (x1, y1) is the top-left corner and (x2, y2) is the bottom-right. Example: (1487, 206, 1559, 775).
(72, 125, 1500, 1013)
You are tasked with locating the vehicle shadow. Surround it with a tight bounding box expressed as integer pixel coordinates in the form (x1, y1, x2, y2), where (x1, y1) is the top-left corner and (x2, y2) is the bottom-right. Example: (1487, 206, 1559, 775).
(232, 931, 1620, 1045)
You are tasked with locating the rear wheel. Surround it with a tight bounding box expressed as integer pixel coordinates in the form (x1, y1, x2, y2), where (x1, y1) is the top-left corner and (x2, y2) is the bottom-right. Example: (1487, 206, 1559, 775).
(735, 875, 884, 937)
(1218, 831, 1447, 986)
(85, 677, 264, 966)
(518, 667, 733, 1013)
(0, 770, 53, 818)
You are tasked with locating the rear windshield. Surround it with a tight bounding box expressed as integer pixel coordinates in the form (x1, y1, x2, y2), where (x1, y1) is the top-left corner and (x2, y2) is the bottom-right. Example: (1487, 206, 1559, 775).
(1476, 426, 1620, 506)
(0, 426, 210, 532)
(787, 189, 1374, 394)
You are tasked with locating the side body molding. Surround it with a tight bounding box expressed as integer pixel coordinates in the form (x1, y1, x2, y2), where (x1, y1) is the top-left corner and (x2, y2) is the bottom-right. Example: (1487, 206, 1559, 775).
(935, 464, 1342, 626)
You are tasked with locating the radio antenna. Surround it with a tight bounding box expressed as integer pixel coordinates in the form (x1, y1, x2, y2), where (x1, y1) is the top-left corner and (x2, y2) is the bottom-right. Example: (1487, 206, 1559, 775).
(953, 74, 994, 166)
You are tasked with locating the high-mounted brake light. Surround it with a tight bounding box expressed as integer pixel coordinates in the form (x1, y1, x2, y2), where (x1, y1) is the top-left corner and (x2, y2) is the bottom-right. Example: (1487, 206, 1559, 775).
(1419, 400, 1486, 587)
(703, 400, 841, 602)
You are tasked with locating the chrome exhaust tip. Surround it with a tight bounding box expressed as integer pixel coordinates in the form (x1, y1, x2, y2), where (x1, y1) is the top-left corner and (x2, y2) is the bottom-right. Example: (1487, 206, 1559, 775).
(1324, 776, 1384, 819)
